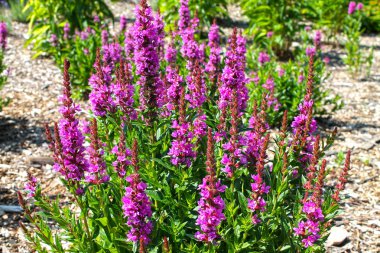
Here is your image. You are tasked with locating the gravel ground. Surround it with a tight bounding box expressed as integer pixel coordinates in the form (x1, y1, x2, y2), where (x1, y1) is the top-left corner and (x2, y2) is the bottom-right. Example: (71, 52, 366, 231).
(0, 2, 379, 252)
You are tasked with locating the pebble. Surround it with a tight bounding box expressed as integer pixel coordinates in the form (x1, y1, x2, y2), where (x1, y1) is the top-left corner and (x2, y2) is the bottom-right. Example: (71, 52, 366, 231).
(326, 226, 349, 247)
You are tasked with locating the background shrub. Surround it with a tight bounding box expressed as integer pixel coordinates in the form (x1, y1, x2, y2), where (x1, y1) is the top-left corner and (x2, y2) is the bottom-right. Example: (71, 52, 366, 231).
(24, 0, 113, 58)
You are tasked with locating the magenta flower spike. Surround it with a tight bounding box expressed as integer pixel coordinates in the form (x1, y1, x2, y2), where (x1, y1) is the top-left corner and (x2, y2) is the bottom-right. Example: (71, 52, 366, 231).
(112, 60, 137, 120)
(219, 28, 248, 113)
(132, 0, 163, 120)
(168, 88, 196, 166)
(205, 20, 221, 83)
(165, 66, 183, 112)
(85, 119, 109, 184)
(348, 1, 356, 14)
(165, 33, 177, 64)
(178, 0, 191, 32)
(89, 49, 117, 117)
(63, 23, 70, 40)
(258, 52, 270, 65)
(247, 134, 270, 224)
(122, 141, 153, 245)
(185, 61, 206, 109)
(291, 56, 318, 164)
(294, 160, 327, 248)
(0, 22, 7, 50)
(195, 128, 226, 243)
(56, 60, 89, 181)
(25, 174, 37, 198)
(356, 2, 364, 10)
(111, 130, 132, 178)
(120, 15, 127, 32)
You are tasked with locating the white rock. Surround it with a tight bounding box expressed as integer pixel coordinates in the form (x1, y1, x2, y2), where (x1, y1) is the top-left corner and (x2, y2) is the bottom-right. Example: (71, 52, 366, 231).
(326, 226, 349, 247)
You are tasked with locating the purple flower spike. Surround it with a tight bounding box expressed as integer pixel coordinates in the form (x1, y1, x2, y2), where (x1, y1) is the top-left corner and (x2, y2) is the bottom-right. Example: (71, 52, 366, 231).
(49, 34, 58, 47)
(0, 22, 7, 50)
(195, 129, 226, 243)
(89, 50, 117, 117)
(219, 28, 248, 113)
(165, 33, 177, 64)
(165, 66, 183, 111)
(306, 47, 316, 57)
(154, 11, 165, 60)
(206, 20, 221, 83)
(56, 60, 89, 181)
(258, 52, 270, 65)
(247, 135, 270, 224)
(314, 30, 322, 48)
(133, 0, 163, 120)
(85, 119, 109, 184)
(178, 0, 191, 32)
(101, 30, 109, 45)
(112, 60, 137, 120)
(348, 1, 356, 14)
(185, 62, 206, 109)
(168, 88, 196, 166)
(112, 130, 132, 178)
(25, 174, 37, 198)
(102, 42, 122, 67)
(122, 141, 153, 245)
(356, 2, 363, 10)
(120, 15, 127, 32)
(63, 23, 70, 40)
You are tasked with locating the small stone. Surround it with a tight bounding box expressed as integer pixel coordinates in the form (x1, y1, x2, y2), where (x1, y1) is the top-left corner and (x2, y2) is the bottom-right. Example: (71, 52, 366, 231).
(326, 226, 349, 247)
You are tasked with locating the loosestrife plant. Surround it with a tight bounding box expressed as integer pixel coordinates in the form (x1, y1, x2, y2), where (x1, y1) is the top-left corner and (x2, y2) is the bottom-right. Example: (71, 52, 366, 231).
(0, 21, 8, 111)
(246, 28, 342, 125)
(20, 1, 351, 252)
(344, 1, 373, 77)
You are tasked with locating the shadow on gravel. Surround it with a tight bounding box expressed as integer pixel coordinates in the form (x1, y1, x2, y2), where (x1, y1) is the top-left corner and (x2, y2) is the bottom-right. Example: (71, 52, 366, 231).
(324, 50, 346, 67)
(317, 117, 380, 131)
(0, 116, 46, 153)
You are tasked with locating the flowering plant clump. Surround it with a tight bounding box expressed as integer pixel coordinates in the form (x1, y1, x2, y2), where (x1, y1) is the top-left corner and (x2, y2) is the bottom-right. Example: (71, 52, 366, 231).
(19, 1, 351, 252)
(344, 1, 374, 77)
(246, 27, 342, 125)
(0, 21, 8, 110)
(24, 0, 114, 97)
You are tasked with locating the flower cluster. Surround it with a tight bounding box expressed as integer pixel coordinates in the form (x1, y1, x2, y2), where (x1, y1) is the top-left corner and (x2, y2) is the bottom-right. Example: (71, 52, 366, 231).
(122, 141, 153, 245)
(258, 52, 270, 65)
(55, 60, 88, 181)
(132, 0, 162, 116)
(294, 154, 327, 248)
(348, 1, 363, 15)
(205, 20, 221, 83)
(85, 119, 109, 184)
(314, 30, 322, 49)
(185, 62, 206, 109)
(247, 135, 270, 224)
(112, 60, 137, 120)
(262, 77, 280, 111)
(165, 34, 177, 64)
(165, 66, 183, 112)
(195, 129, 226, 242)
(221, 92, 243, 177)
(0, 22, 7, 50)
(332, 151, 351, 202)
(89, 50, 117, 117)
(178, 0, 191, 32)
(111, 130, 132, 178)
(291, 56, 318, 164)
(219, 29, 248, 112)
(24, 174, 37, 198)
(168, 88, 196, 166)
